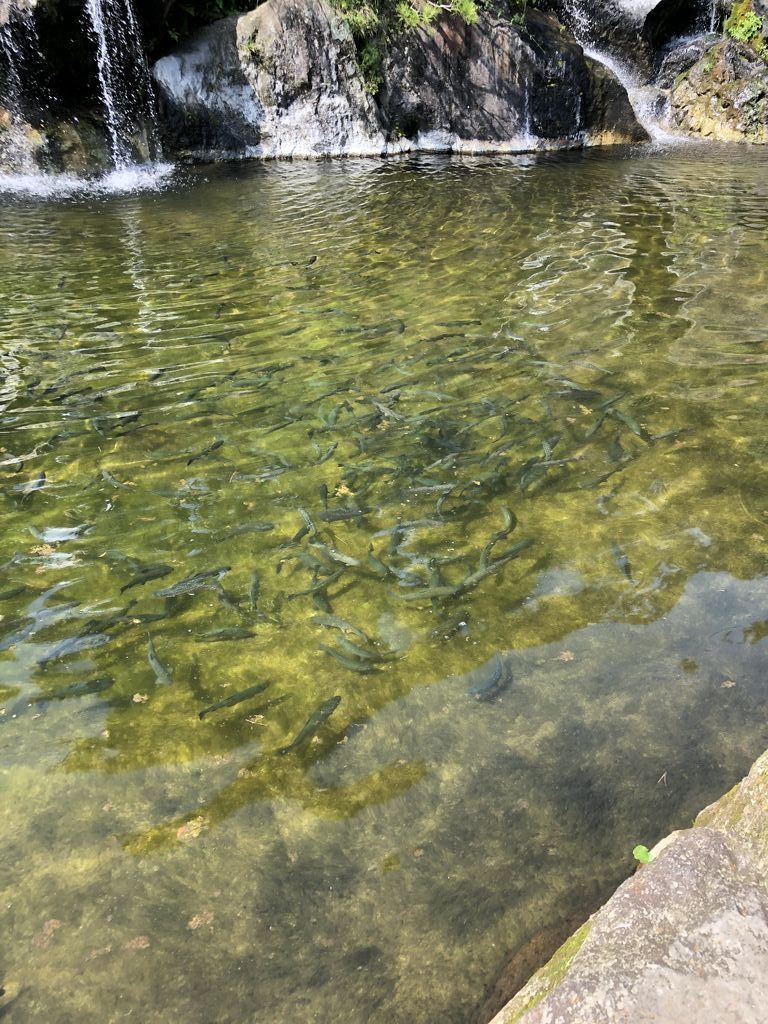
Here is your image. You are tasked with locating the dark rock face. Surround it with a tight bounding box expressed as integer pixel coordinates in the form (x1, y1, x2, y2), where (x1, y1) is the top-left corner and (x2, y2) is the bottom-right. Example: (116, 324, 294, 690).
(378, 10, 588, 146)
(669, 37, 768, 140)
(151, 0, 647, 161)
(655, 31, 721, 89)
(540, 0, 707, 75)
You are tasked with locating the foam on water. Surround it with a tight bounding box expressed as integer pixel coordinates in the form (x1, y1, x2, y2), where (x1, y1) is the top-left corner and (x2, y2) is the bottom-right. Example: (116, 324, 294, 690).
(0, 161, 176, 197)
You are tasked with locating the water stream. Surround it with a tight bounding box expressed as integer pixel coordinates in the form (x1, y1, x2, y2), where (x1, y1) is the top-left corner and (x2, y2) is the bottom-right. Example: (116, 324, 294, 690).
(1, 145, 768, 1022)
(82, 0, 160, 168)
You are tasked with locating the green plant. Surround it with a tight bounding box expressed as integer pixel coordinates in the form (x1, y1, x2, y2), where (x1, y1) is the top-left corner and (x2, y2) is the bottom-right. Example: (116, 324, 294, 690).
(632, 844, 655, 865)
(725, 2, 763, 45)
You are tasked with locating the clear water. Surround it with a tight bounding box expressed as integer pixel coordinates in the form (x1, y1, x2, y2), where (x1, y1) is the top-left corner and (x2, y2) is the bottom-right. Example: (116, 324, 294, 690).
(1, 146, 768, 1023)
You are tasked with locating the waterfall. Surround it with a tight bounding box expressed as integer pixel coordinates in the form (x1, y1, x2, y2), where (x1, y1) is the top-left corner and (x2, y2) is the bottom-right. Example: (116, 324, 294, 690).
(83, 0, 160, 168)
(0, 1, 43, 172)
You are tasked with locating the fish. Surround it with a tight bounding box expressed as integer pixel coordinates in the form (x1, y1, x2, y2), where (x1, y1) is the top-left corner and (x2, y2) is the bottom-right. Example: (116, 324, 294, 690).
(609, 408, 652, 443)
(430, 610, 470, 641)
(611, 541, 633, 582)
(279, 695, 342, 754)
(147, 637, 173, 685)
(0, 585, 29, 601)
(215, 523, 275, 541)
(195, 627, 255, 642)
(317, 507, 371, 523)
(336, 636, 398, 663)
(480, 507, 517, 569)
(319, 644, 377, 673)
(291, 507, 318, 543)
(100, 469, 129, 488)
(120, 564, 173, 593)
(287, 570, 344, 600)
(31, 676, 114, 703)
(249, 571, 261, 612)
(309, 614, 372, 642)
(309, 542, 360, 568)
(38, 632, 110, 666)
(314, 442, 338, 465)
(14, 471, 46, 498)
(198, 681, 271, 719)
(30, 524, 90, 544)
(187, 439, 224, 466)
(466, 653, 513, 702)
(155, 567, 230, 598)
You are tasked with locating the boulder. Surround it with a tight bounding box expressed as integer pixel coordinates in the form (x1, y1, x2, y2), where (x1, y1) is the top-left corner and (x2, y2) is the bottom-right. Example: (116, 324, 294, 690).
(655, 31, 721, 88)
(378, 8, 647, 149)
(668, 37, 767, 141)
(489, 748, 768, 1024)
(153, 0, 386, 158)
(540, 0, 708, 76)
(152, 0, 647, 160)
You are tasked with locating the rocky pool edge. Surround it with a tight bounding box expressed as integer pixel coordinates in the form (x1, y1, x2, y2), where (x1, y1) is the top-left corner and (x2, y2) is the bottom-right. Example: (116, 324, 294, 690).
(490, 746, 768, 1023)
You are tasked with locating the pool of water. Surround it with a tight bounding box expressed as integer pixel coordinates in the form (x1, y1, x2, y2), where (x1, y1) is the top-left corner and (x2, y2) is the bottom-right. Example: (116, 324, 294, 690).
(1, 145, 768, 1023)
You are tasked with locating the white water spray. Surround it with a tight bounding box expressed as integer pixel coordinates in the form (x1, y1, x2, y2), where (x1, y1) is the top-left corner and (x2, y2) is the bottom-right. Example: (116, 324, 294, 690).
(82, 0, 160, 168)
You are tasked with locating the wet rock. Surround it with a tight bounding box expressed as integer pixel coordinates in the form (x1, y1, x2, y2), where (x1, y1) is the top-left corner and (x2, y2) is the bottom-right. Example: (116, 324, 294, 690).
(153, 0, 385, 158)
(377, 9, 647, 149)
(152, 0, 646, 160)
(490, 747, 768, 1023)
(669, 37, 767, 141)
(655, 31, 721, 89)
(541, 0, 706, 76)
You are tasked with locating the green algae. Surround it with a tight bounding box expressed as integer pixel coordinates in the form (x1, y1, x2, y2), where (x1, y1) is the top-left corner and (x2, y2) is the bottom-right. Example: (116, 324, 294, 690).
(1, 148, 768, 1022)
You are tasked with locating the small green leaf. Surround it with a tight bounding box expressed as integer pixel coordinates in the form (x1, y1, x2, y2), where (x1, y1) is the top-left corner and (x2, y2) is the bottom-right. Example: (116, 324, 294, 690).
(633, 844, 653, 864)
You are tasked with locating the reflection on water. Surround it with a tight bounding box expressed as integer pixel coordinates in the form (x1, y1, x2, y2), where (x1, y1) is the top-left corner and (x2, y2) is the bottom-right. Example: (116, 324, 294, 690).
(1, 147, 768, 1022)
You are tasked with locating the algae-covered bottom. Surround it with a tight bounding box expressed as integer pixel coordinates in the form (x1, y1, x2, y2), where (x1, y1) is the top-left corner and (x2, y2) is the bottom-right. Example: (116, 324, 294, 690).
(1, 147, 768, 1023)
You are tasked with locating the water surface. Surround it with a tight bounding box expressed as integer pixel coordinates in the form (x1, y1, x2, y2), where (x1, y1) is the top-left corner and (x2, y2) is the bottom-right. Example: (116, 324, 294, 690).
(1, 146, 768, 1022)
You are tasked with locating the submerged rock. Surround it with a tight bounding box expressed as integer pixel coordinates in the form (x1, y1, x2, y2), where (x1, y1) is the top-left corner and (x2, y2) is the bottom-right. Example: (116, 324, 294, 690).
(669, 37, 767, 141)
(151, 0, 647, 161)
(490, 747, 768, 1023)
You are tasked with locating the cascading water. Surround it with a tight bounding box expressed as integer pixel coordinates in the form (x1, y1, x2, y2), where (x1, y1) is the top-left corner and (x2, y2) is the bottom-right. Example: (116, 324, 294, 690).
(83, 0, 161, 168)
(0, 0, 44, 171)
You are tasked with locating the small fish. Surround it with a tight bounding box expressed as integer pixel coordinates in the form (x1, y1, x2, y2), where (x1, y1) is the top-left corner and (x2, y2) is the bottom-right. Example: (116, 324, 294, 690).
(249, 571, 261, 612)
(318, 507, 371, 523)
(611, 541, 633, 582)
(29, 524, 90, 544)
(310, 614, 372, 642)
(291, 507, 318, 543)
(287, 570, 344, 600)
(466, 653, 513, 702)
(147, 637, 173, 685)
(309, 542, 360, 568)
(279, 695, 342, 754)
(431, 610, 470, 641)
(195, 627, 255, 643)
(198, 681, 271, 719)
(215, 523, 275, 541)
(480, 507, 517, 569)
(121, 564, 172, 593)
(187, 439, 224, 466)
(155, 567, 230, 598)
(319, 644, 377, 673)
(14, 471, 46, 498)
(31, 676, 114, 702)
(0, 585, 29, 601)
(609, 408, 652, 443)
(100, 469, 129, 488)
(38, 632, 110, 666)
